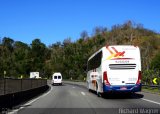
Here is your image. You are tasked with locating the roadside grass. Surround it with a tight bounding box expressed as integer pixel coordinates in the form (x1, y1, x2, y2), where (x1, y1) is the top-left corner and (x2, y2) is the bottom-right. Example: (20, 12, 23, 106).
(142, 86, 160, 95)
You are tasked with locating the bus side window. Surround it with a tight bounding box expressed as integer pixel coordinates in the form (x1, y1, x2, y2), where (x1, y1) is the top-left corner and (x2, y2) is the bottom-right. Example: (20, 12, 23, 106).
(88, 51, 102, 71)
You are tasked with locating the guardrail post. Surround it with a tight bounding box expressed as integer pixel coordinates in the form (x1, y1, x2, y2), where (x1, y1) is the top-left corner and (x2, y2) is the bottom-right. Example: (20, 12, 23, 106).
(41, 79, 42, 87)
(31, 79, 32, 89)
(4, 78, 6, 95)
(21, 79, 22, 91)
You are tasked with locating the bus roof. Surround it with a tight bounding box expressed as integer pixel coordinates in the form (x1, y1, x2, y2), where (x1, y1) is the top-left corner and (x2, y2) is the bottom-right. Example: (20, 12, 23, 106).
(88, 45, 139, 61)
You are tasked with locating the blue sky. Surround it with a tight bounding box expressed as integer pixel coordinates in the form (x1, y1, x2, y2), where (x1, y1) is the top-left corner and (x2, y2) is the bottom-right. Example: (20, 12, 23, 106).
(0, 0, 160, 46)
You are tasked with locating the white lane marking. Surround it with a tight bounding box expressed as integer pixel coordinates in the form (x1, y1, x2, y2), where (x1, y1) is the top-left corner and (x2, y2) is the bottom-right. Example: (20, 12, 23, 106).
(141, 98, 160, 105)
(9, 85, 53, 114)
(81, 92, 86, 96)
(72, 86, 75, 88)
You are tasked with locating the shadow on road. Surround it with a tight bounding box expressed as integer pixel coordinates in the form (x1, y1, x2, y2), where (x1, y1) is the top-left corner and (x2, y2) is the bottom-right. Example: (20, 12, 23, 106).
(102, 92, 144, 99)
(89, 90, 144, 99)
(52, 84, 66, 86)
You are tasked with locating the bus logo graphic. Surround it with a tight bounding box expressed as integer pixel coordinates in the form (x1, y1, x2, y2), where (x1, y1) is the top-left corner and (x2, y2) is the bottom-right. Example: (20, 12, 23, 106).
(106, 46, 125, 60)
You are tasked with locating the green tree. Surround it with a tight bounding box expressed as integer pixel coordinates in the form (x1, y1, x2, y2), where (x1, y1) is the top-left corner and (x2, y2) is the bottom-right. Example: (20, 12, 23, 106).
(30, 39, 47, 78)
(151, 53, 160, 70)
(13, 41, 30, 77)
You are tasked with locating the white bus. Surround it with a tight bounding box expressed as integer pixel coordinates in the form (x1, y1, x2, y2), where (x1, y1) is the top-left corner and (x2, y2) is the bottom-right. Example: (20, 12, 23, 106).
(86, 45, 142, 96)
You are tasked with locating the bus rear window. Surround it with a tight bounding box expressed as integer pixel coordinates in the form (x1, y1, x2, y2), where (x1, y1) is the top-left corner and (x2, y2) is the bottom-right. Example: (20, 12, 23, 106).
(58, 76, 61, 79)
(54, 76, 57, 79)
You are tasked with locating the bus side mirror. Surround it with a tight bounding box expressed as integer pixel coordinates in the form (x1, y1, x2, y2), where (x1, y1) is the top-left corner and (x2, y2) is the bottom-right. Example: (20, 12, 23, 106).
(83, 65, 88, 73)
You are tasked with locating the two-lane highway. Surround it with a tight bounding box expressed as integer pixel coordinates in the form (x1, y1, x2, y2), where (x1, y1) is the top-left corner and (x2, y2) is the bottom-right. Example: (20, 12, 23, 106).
(10, 82, 160, 114)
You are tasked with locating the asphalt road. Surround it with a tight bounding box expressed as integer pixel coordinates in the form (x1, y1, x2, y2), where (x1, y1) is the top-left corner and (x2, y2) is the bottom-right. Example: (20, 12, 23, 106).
(10, 81, 160, 114)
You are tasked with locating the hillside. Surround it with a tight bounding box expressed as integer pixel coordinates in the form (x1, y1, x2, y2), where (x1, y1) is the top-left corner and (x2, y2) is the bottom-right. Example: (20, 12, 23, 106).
(0, 21, 160, 84)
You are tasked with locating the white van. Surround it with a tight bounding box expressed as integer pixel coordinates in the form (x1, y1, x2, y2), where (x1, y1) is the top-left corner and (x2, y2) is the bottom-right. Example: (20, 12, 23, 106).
(52, 72, 62, 85)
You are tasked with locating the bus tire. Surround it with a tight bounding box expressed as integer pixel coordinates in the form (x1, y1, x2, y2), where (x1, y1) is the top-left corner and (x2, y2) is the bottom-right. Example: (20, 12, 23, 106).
(87, 82, 90, 92)
(96, 82, 101, 97)
(101, 93, 105, 98)
(97, 92, 101, 97)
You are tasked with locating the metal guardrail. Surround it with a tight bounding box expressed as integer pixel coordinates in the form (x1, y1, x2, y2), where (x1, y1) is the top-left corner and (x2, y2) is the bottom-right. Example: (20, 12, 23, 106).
(0, 79, 47, 96)
(142, 84, 160, 89)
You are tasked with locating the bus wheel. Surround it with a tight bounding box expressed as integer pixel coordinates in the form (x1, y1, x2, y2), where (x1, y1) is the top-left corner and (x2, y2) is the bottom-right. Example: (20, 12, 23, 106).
(97, 92, 101, 97)
(96, 83, 101, 97)
(101, 93, 105, 98)
(87, 82, 91, 92)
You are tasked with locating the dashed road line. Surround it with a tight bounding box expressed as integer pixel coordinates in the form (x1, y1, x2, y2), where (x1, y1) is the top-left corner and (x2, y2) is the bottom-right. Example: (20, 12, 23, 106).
(81, 92, 86, 96)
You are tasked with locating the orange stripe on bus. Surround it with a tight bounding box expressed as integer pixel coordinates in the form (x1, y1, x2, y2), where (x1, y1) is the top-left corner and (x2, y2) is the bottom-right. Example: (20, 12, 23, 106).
(111, 47, 118, 53)
(119, 51, 125, 56)
(106, 47, 113, 54)
(114, 52, 121, 57)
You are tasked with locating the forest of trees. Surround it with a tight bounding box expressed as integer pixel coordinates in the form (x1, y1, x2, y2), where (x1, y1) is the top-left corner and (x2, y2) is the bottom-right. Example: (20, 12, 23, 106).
(0, 21, 160, 84)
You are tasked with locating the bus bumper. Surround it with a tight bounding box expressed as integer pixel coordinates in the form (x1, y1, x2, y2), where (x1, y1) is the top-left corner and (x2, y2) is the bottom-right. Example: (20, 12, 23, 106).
(103, 84, 142, 93)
